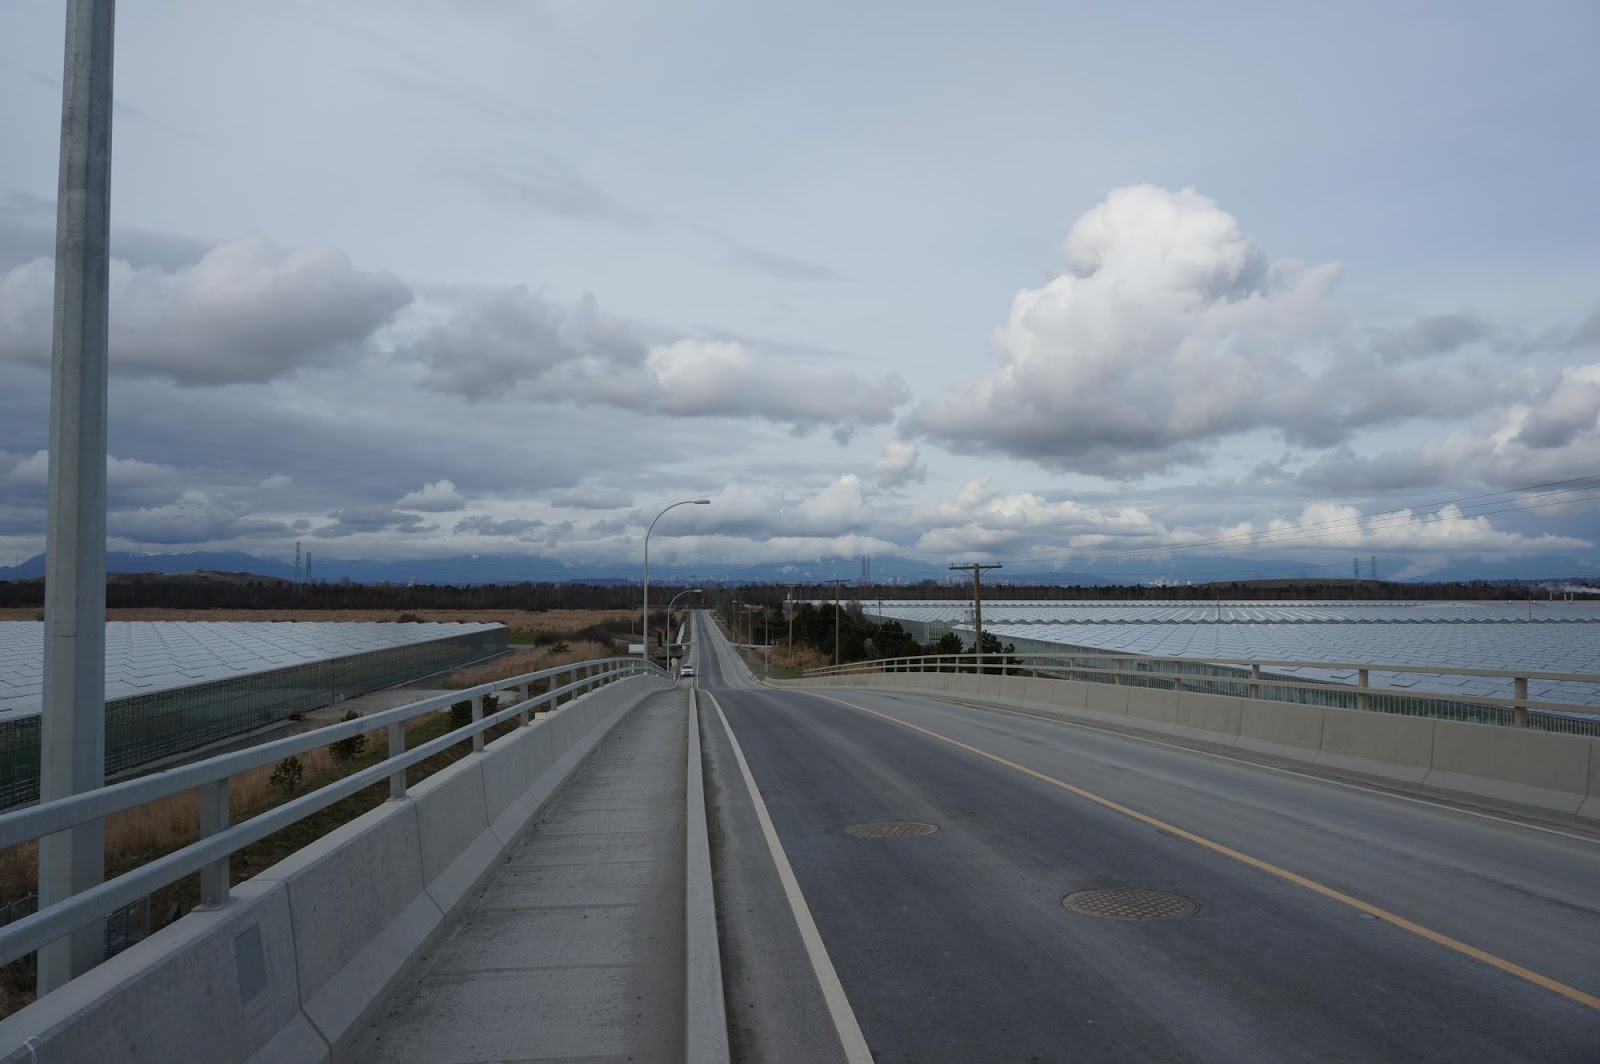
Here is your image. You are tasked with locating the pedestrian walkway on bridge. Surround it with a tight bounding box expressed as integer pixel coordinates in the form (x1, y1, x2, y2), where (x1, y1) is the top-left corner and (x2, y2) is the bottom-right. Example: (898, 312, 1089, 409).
(348, 688, 689, 1063)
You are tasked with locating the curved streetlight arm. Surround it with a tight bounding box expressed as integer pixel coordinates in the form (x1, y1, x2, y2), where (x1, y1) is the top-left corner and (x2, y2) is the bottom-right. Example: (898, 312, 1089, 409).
(664, 588, 704, 650)
(643, 500, 709, 660)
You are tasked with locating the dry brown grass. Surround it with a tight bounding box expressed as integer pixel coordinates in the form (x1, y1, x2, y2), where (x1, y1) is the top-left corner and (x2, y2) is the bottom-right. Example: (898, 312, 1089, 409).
(443, 640, 614, 689)
(771, 643, 831, 672)
(0, 729, 372, 910)
(0, 607, 634, 639)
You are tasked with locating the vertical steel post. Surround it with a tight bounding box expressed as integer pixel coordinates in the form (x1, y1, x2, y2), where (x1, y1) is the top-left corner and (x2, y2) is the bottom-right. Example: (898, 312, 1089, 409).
(471, 694, 485, 753)
(1513, 676, 1528, 728)
(38, 0, 115, 993)
(388, 723, 406, 799)
(1250, 663, 1261, 700)
(198, 779, 230, 908)
(1358, 669, 1370, 712)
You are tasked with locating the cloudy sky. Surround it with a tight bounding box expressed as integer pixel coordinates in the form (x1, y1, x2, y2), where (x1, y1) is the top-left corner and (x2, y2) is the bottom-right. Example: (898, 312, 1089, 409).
(2, 0, 1598, 583)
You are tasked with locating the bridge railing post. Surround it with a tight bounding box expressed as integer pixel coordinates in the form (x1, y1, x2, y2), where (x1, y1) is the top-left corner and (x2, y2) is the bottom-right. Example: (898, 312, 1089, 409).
(1358, 669, 1369, 712)
(1513, 676, 1529, 727)
(388, 723, 407, 799)
(1250, 664, 1261, 699)
(471, 694, 485, 753)
(198, 778, 230, 908)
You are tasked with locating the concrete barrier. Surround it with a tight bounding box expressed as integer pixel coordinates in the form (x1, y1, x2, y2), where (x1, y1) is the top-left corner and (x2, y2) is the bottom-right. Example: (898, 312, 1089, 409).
(1023, 675, 1087, 711)
(1125, 688, 1179, 733)
(0, 674, 669, 1064)
(1172, 694, 1244, 746)
(1084, 681, 1129, 718)
(1581, 741, 1600, 823)
(1236, 700, 1324, 761)
(1316, 708, 1434, 785)
(0, 880, 316, 1064)
(1425, 719, 1591, 814)
(783, 671, 1600, 825)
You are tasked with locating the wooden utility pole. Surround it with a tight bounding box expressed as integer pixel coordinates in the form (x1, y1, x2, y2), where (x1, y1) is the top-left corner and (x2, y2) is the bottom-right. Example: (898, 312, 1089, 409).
(949, 563, 1002, 674)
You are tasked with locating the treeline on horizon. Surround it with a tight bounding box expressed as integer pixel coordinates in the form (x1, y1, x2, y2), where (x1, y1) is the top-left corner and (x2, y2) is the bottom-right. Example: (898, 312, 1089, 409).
(0, 570, 1590, 613)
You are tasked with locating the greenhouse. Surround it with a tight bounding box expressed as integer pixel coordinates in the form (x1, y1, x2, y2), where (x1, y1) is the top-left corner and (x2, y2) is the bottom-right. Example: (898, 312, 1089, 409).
(0, 621, 507, 807)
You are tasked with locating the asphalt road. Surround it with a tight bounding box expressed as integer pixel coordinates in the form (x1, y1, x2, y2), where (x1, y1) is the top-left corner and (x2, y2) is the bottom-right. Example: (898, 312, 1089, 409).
(691, 612, 1600, 1064)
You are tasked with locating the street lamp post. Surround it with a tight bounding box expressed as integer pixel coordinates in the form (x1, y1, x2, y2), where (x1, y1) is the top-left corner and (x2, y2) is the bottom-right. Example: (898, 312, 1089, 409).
(643, 500, 708, 665)
(664, 587, 703, 661)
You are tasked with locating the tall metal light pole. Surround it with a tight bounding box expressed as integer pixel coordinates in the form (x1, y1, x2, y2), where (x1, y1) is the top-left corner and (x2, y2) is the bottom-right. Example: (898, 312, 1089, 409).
(642, 500, 708, 665)
(38, 0, 115, 992)
(664, 587, 703, 659)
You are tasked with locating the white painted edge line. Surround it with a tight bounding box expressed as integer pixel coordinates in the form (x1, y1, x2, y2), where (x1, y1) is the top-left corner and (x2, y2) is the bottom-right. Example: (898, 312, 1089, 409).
(901, 691, 1600, 848)
(706, 692, 874, 1064)
(685, 689, 731, 1064)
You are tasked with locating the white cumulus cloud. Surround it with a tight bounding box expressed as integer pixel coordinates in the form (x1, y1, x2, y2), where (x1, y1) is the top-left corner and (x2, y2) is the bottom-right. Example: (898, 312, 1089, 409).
(398, 479, 467, 512)
(910, 185, 1341, 476)
(871, 440, 926, 489)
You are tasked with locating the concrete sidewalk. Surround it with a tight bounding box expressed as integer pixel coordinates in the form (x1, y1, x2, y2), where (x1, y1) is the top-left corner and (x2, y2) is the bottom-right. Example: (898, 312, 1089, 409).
(348, 688, 689, 1063)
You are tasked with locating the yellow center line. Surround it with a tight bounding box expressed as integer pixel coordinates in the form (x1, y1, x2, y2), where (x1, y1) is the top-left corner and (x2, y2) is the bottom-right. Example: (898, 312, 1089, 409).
(812, 691, 1600, 1013)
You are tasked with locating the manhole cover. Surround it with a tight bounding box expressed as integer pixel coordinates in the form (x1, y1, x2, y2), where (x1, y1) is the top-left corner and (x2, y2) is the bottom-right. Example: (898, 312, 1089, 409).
(844, 821, 939, 839)
(1063, 888, 1199, 921)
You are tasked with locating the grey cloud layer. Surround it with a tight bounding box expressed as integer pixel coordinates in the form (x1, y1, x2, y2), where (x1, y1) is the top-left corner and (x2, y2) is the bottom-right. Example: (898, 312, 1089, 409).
(402, 285, 908, 434)
(0, 235, 410, 384)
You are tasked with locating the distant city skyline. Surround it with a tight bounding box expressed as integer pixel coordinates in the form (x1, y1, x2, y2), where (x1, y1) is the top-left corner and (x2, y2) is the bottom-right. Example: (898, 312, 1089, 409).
(2, 2, 1597, 581)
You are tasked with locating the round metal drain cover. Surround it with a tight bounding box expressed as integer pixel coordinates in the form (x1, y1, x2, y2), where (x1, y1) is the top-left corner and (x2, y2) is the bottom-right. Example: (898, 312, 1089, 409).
(1063, 888, 1199, 921)
(844, 821, 939, 839)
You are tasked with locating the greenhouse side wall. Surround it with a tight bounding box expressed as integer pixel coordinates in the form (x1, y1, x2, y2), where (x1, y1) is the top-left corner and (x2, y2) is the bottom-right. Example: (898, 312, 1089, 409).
(0, 626, 507, 809)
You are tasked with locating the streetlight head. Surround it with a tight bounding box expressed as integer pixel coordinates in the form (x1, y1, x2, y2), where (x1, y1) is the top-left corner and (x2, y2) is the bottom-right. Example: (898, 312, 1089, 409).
(691, 499, 710, 505)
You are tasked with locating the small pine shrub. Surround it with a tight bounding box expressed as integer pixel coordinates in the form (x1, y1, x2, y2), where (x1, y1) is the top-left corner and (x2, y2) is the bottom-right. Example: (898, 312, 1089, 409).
(328, 710, 367, 764)
(449, 700, 472, 729)
(269, 756, 304, 798)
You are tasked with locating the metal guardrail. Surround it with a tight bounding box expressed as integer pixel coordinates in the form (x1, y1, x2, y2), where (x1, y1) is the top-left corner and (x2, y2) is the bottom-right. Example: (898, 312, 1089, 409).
(803, 653, 1600, 734)
(0, 656, 664, 970)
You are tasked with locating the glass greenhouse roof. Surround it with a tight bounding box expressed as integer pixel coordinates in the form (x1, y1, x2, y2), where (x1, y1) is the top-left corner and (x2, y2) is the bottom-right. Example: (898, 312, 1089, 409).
(0, 621, 505, 719)
(854, 600, 1600, 708)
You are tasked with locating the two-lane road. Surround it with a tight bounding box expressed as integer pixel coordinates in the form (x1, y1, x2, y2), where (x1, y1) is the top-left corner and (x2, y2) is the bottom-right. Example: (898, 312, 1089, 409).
(691, 612, 1600, 1063)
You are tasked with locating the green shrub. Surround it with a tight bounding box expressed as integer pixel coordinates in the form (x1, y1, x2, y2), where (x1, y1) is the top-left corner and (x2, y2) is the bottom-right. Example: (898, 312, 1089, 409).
(449, 699, 472, 729)
(328, 710, 367, 764)
(269, 756, 304, 798)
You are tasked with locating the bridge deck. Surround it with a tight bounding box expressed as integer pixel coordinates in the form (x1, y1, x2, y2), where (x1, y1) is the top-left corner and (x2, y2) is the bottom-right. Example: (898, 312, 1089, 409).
(348, 689, 689, 1063)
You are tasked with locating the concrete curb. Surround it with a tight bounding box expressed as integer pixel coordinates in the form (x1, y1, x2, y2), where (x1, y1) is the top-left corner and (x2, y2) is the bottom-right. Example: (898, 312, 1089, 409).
(684, 689, 731, 1064)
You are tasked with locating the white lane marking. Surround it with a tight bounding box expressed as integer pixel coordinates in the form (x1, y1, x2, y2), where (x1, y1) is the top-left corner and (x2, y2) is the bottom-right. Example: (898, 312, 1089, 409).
(706, 692, 875, 1064)
(889, 692, 1600, 848)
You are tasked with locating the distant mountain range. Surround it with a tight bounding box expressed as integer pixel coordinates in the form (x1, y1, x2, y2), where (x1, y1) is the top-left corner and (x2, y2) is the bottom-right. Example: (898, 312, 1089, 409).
(0, 550, 1591, 588)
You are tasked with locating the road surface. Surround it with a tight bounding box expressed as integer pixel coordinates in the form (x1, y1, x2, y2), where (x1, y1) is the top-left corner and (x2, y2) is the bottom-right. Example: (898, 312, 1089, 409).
(692, 612, 1600, 1063)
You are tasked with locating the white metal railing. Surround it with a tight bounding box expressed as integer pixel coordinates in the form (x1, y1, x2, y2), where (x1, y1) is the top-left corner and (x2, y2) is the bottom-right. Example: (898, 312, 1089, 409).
(0, 656, 664, 970)
(802, 653, 1600, 734)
